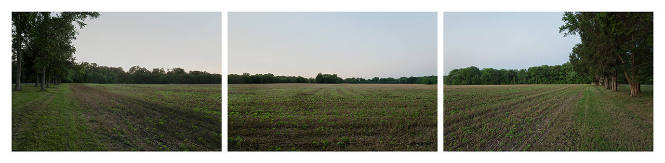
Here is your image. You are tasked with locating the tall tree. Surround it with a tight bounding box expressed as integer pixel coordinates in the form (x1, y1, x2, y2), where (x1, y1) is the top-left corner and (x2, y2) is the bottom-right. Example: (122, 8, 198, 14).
(26, 12, 99, 91)
(11, 12, 38, 91)
(560, 12, 652, 96)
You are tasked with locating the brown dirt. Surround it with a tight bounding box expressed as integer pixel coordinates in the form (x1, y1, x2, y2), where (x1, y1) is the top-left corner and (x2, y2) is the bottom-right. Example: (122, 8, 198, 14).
(69, 84, 221, 151)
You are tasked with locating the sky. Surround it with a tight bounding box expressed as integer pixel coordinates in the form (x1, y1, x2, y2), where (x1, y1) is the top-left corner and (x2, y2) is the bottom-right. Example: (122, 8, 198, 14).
(229, 12, 437, 78)
(444, 12, 581, 75)
(73, 12, 221, 74)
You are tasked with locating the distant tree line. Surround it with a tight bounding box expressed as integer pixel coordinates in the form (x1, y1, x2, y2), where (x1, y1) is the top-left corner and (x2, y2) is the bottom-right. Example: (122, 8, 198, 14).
(444, 62, 592, 85)
(444, 12, 652, 97)
(13, 62, 221, 84)
(228, 73, 437, 84)
(12, 12, 220, 89)
(560, 12, 652, 96)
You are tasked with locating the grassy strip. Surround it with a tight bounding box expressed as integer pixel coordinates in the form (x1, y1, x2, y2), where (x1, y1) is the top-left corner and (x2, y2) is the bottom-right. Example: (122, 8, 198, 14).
(12, 84, 103, 151)
(574, 85, 652, 151)
(574, 86, 615, 150)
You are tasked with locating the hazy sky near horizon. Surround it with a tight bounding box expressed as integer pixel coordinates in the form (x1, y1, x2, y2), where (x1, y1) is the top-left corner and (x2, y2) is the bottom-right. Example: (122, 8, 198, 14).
(444, 12, 581, 75)
(229, 12, 437, 78)
(73, 12, 221, 74)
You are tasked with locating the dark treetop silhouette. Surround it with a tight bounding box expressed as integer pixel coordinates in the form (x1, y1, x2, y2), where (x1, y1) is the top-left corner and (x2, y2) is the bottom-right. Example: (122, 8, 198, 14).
(229, 73, 437, 84)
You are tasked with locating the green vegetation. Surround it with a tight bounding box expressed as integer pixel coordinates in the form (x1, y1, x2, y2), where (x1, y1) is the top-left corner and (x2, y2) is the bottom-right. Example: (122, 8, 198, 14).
(574, 85, 653, 150)
(229, 84, 437, 151)
(446, 13, 653, 97)
(561, 12, 652, 97)
(444, 63, 591, 85)
(12, 12, 99, 91)
(12, 12, 222, 151)
(13, 85, 102, 151)
(66, 63, 221, 84)
(228, 73, 437, 84)
(444, 84, 652, 151)
(12, 84, 221, 151)
(12, 12, 220, 88)
(444, 12, 652, 151)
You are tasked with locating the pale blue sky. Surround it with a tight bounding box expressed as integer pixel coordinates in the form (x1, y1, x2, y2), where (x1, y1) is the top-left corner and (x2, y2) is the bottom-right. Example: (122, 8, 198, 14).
(229, 12, 437, 78)
(73, 12, 221, 74)
(444, 12, 581, 75)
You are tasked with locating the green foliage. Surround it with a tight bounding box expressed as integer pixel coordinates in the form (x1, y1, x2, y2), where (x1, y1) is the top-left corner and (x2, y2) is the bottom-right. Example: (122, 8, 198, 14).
(12, 85, 103, 151)
(444, 62, 591, 85)
(12, 12, 99, 89)
(315, 73, 342, 83)
(228, 73, 437, 84)
(12, 12, 220, 86)
(560, 12, 653, 96)
(66, 62, 221, 84)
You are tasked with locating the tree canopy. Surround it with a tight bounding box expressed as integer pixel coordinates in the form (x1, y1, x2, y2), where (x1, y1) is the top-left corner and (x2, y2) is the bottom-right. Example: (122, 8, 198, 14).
(444, 63, 592, 85)
(560, 12, 652, 96)
(228, 73, 437, 84)
(12, 12, 222, 87)
(444, 12, 653, 98)
(12, 12, 99, 90)
(65, 62, 221, 84)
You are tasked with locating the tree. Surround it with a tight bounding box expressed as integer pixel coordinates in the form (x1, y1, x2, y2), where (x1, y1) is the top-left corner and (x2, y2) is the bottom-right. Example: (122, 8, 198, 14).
(560, 12, 652, 96)
(15, 12, 99, 91)
(229, 73, 435, 84)
(67, 62, 221, 84)
(11, 12, 38, 91)
(443, 63, 591, 85)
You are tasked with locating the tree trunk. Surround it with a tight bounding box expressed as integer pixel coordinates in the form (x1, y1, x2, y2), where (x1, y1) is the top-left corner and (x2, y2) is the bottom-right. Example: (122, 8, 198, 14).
(623, 70, 641, 97)
(40, 67, 46, 91)
(46, 75, 50, 88)
(593, 75, 599, 85)
(603, 75, 610, 89)
(630, 81, 640, 97)
(605, 75, 612, 89)
(611, 72, 617, 91)
(14, 16, 23, 91)
(34, 74, 39, 87)
(15, 37, 22, 91)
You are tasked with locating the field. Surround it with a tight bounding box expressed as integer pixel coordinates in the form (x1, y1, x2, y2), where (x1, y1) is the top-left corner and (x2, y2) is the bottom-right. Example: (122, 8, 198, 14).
(12, 83, 221, 151)
(228, 83, 437, 151)
(444, 84, 652, 151)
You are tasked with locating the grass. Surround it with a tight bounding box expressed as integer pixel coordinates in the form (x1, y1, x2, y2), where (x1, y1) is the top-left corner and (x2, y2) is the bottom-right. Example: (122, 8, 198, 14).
(228, 83, 437, 151)
(444, 84, 652, 151)
(12, 83, 221, 151)
(12, 85, 102, 151)
(574, 85, 653, 151)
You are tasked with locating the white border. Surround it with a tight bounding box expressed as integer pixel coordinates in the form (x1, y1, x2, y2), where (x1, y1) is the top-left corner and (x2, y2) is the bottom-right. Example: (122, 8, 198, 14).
(2, 0, 663, 163)
(221, 10, 229, 153)
(437, 11, 444, 152)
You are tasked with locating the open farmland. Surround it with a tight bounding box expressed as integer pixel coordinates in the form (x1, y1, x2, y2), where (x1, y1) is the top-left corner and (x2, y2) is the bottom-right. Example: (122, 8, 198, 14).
(12, 84, 221, 151)
(228, 83, 437, 151)
(444, 84, 652, 151)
